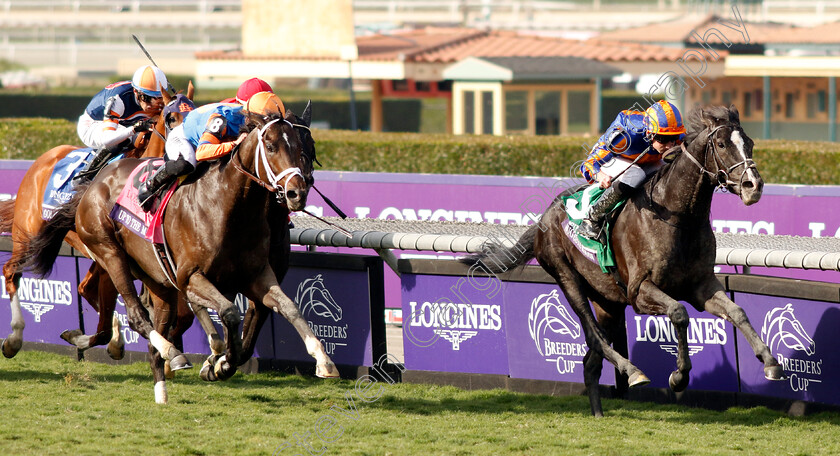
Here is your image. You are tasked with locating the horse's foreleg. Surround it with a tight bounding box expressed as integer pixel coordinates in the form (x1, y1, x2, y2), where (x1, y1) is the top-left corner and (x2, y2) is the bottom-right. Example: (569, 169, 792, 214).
(2, 260, 25, 358)
(238, 299, 271, 366)
(691, 284, 784, 381)
(637, 281, 691, 392)
(252, 271, 338, 379)
(184, 273, 241, 381)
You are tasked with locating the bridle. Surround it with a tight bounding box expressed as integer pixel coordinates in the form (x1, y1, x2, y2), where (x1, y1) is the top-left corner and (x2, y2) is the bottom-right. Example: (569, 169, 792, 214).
(230, 118, 304, 206)
(679, 123, 757, 191)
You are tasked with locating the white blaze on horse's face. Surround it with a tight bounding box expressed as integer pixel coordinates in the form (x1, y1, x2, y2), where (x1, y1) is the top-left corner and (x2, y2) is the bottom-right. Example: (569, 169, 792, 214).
(730, 130, 747, 162)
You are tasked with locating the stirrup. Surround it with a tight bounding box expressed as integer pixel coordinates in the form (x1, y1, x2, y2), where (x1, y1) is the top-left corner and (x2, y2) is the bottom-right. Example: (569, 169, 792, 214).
(578, 219, 602, 240)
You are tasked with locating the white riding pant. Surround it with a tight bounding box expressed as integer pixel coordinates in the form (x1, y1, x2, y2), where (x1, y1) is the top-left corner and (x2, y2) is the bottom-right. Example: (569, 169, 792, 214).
(76, 112, 135, 150)
(599, 157, 663, 188)
(164, 124, 198, 167)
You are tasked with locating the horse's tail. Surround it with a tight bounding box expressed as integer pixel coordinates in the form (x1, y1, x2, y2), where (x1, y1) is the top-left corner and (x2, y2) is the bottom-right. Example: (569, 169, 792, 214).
(22, 182, 89, 277)
(0, 197, 16, 233)
(460, 224, 537, 274)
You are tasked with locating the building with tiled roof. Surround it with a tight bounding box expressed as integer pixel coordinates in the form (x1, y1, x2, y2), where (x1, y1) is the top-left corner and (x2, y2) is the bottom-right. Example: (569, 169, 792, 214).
(196, 24, 722, 136)
(598, 14, 840, 141)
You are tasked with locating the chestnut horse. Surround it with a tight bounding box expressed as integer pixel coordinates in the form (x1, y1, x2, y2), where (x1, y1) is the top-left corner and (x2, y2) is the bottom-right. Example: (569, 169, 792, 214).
(0, 87, 195, 360)
(463, 105, 785, 416)
(24, 110, 338, 403)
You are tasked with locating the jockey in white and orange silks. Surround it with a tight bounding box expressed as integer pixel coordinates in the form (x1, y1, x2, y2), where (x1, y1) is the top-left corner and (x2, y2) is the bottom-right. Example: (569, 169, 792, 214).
(137, 91, 286, 210)
(577, 100, 686, 240)
(75, 65, 168, 178)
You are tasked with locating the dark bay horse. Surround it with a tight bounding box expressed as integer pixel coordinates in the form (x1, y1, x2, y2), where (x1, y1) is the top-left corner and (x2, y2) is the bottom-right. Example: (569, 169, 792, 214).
(24, 110, 337, 403)
(464, 105, 785, 416)
(0, 86, 194, 361)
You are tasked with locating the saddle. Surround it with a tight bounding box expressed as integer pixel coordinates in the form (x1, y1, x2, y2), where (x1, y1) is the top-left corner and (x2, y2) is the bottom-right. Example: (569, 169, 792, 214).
(110, 159, 181, 287)
(561, 185, 626, 273)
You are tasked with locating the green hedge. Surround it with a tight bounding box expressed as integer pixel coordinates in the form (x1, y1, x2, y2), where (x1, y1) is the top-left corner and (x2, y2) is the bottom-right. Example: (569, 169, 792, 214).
(2, 118, 839, 185)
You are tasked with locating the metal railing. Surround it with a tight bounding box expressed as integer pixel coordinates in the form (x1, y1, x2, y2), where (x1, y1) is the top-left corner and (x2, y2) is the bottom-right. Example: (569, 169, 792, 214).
(0, 0, 240, 13)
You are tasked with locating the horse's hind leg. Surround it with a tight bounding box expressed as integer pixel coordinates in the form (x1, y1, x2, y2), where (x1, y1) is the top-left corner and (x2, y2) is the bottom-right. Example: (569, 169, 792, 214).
(2, 261, 25, 358)
(595, 303, 630, 398)
(636, 280, 692, 392)
(61, 265, 125, 360)
(690, 282, 784, 381)
(543, 265, 647, 416)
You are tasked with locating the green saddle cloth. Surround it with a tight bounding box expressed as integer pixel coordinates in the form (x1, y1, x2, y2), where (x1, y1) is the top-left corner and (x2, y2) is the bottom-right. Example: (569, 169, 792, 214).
(561, 185, 626, 273)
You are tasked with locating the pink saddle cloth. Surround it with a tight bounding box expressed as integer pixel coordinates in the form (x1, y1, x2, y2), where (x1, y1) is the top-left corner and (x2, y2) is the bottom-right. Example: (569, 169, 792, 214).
(109, 159, 178, 243)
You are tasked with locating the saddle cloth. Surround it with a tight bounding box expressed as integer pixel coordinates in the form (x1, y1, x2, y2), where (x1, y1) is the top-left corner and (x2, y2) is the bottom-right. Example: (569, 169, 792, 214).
(560, 185, 625, 273)
(42, 148, 94, 220)
(110, 159, 178, 244)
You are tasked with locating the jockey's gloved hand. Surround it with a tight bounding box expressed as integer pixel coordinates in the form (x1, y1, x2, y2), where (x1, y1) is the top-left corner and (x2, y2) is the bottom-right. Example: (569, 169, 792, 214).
(131, 118, 155, 133)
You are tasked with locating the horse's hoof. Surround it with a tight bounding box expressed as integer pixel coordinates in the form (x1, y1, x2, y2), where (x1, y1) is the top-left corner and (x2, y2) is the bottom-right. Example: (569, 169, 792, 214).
(198, 358, 219, 382)
(168, 354, 192, 371)
(316, 361, 340, 379)
(60, 329, 83, 345)
(1, 338, 22, 359)
(214, 355, 236, 381)
(106, 341, 125, 361)
(765, 365, 786, 381)
(628, 371, 650, 388)
(669, 371, 689, 392)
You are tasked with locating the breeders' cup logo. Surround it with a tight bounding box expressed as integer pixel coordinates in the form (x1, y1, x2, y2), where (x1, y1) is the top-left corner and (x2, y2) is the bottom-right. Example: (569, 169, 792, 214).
(296, 275, 342, 322)
(1, 276, 72, 322)
(295, 274, 347, 355)
(633, 313, 727, 357)
(761, 303, 821, 392)
(528, 290, 586, 375)
(406, 300, 502, 350)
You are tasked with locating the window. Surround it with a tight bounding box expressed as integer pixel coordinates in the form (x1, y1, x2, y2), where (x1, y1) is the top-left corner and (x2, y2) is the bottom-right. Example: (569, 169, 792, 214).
(743, 92, 752, 117)
(754, 89, 763, 112)
(818, 90, 827, 112)
(785, 93, 795, 118)
(702, 91, 711, 105)
(567, 91, 592, 134)
(504, 91, 528, 131)
(722, 90, 732, 106)
(535, 91, 560, 135)
(416, 81, 431, 92)
(463, 91, 475, 134)
(807, 93, 818, 119)
(481, 91, 494, 134)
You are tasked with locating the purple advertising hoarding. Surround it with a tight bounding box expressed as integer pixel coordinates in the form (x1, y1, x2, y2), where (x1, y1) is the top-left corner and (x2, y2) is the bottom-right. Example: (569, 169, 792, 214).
(504, 282, 614, 384)
(734, 294, 840, 405)
(625, 305, 739, 392)
(271, 266, 374, 366)
(0, 256, 80, 346)
(179, 293, 274, 358)
(401, 273, 508, 375)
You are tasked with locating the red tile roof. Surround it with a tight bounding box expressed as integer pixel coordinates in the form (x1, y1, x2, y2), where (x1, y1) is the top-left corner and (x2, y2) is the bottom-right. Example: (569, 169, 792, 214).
(598, 14, 840, 45)
(195, 26, 715, 63)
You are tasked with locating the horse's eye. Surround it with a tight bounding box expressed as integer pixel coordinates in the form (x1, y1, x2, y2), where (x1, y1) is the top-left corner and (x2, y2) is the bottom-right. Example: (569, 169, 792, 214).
(717, 142, 725, 148)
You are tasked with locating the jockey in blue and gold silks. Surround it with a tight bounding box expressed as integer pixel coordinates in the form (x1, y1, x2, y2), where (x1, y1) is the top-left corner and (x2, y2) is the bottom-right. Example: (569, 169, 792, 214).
(75, 65, 168, 179)
(577, 100, 686, 240)
(136, 91, 285, 210)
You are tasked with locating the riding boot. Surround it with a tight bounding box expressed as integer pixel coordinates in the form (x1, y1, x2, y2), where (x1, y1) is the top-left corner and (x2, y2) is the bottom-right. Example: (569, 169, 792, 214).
(578, 183, 630, 240)
(137, 168, 177, 212)
(74, 139, 131, 183)
(137, 158, 193, 211)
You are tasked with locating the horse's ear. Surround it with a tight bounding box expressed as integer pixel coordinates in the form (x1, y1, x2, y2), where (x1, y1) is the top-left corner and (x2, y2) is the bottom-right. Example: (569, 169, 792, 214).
(302, 100, 312, 127)
(729, 104, 740, 123)
(162, 88, 173, 105)
(187, 81, 195, 101)
(701, 105, 719, 129)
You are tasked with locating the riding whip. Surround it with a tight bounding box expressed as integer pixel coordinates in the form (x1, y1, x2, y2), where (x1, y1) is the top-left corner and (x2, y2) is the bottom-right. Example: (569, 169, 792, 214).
(312, 185, 348, 219)
(131, 34, 177, 96)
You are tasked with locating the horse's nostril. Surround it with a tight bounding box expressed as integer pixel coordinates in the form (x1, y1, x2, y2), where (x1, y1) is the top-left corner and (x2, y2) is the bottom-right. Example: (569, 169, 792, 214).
(742, 181, 754, 190)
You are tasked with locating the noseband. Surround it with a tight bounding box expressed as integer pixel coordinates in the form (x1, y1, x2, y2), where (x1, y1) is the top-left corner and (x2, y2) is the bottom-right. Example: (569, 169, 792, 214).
(679, 124, 757, 190)
(230, 118, 304, 206)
